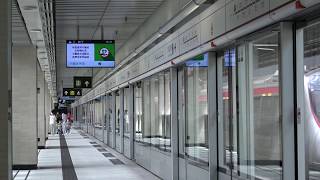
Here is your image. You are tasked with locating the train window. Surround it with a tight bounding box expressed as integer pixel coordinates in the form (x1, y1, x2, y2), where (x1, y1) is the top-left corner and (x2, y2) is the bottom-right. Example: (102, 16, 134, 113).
(185, 57, 209, 164)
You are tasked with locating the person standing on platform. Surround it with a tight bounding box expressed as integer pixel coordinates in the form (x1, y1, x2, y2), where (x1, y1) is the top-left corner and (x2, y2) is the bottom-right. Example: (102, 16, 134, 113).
(49, 112, 56, 135)
(65, 112, 73, 134)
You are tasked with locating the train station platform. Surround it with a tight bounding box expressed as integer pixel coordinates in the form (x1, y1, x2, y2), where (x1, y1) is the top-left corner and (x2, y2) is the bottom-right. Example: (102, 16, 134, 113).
(1, 0, 320, 180)
(12, 129, 159, 180)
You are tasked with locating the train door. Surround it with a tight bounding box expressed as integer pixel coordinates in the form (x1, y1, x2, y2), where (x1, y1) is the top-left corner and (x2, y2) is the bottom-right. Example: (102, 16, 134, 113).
(217, 27, 283, 179)
(296, 19, 320, 180)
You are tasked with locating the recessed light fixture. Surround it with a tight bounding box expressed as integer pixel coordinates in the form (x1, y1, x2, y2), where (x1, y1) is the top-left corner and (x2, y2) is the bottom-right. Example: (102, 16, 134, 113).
(23, 6, 37, 11)
(257, 48, 275, 51)
(254, 44, 278, 47)
(30, 29, 41, 33)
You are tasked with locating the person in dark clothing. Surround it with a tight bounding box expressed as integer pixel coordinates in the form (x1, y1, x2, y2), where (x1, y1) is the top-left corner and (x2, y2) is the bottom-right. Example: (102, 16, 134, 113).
(56, 112, 63, 134)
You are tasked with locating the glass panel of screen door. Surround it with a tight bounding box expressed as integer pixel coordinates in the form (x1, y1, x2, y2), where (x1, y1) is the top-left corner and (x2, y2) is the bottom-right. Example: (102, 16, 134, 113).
(218, 32, 282, 180)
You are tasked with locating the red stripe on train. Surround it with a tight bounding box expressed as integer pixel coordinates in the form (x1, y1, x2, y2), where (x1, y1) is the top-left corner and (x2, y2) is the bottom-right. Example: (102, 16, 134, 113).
(222, 86, 279, 97)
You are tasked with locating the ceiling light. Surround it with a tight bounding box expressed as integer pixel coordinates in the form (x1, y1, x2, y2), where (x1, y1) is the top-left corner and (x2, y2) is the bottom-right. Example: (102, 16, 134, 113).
(254, 44, 278, 47)
(23, 6, 37, 11)
(257, 48, 275, 51)
(30, 29, 41, 33)
(157, 31, 163, 37)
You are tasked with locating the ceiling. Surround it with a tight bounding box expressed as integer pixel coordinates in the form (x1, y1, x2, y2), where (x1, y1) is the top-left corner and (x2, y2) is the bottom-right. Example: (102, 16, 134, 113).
(55, 0, 165, 96)
(12, 2, 31, 45)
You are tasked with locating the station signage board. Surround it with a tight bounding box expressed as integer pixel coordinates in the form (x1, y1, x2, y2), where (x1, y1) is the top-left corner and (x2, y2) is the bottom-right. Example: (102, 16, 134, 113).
(63, 88, 82, 97)
(66, 40, 115, 68)
(74, 76, 92, 88)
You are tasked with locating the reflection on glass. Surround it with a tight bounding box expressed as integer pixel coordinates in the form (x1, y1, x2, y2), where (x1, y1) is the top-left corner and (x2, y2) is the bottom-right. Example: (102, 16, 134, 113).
(142, 79, 151, 144)
(304, 22, 320, 180)
(248, 33, 282, 179)
(178, 68, 185, 156)
(218, 33, 282, 179)
(163, 72, 171, 150)
(134, 82, 143, 142)
(185, 53, 209, 164)
(94, 97, 103, 127)
(150, 75, 160, 147)
(107, 94, 113, 132)
(82, 105, 85, 124)
(242, 33, 281, 179)
(124, 87, 130, 138)
(221, 52, 233, 167)
(133, 71, 171, 152)
(115, 90, 120, 134)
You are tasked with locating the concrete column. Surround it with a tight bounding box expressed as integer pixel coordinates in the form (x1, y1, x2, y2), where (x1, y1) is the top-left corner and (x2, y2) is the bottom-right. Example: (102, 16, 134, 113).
(37, 63, 46, 149)
(0, 0, 11, 178)
(12, 45, 37, 169)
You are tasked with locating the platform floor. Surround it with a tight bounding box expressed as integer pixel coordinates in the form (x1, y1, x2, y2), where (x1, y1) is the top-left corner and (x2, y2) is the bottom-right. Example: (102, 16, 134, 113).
(13, 129, 160, 180)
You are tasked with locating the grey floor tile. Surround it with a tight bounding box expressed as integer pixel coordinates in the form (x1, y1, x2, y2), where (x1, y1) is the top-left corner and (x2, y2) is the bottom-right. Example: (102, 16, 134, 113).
(97, 148, 108, 152)
(109, 159, 125, 165)
(102, 153, 115, 157)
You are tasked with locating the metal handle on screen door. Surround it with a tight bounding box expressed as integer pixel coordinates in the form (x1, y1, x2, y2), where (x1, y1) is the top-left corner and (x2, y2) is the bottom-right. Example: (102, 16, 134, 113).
(297, 107, 301, 124)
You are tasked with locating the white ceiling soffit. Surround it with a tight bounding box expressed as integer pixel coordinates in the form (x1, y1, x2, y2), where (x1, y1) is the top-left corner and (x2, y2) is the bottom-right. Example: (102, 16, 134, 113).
(17, 0, 57, 98)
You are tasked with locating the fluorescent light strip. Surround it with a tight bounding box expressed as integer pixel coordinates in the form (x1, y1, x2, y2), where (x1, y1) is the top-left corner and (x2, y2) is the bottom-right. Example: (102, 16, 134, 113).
(30, 29, 41, 33)
(257, 48, 275, 51)
(254, 44, 278, 47)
